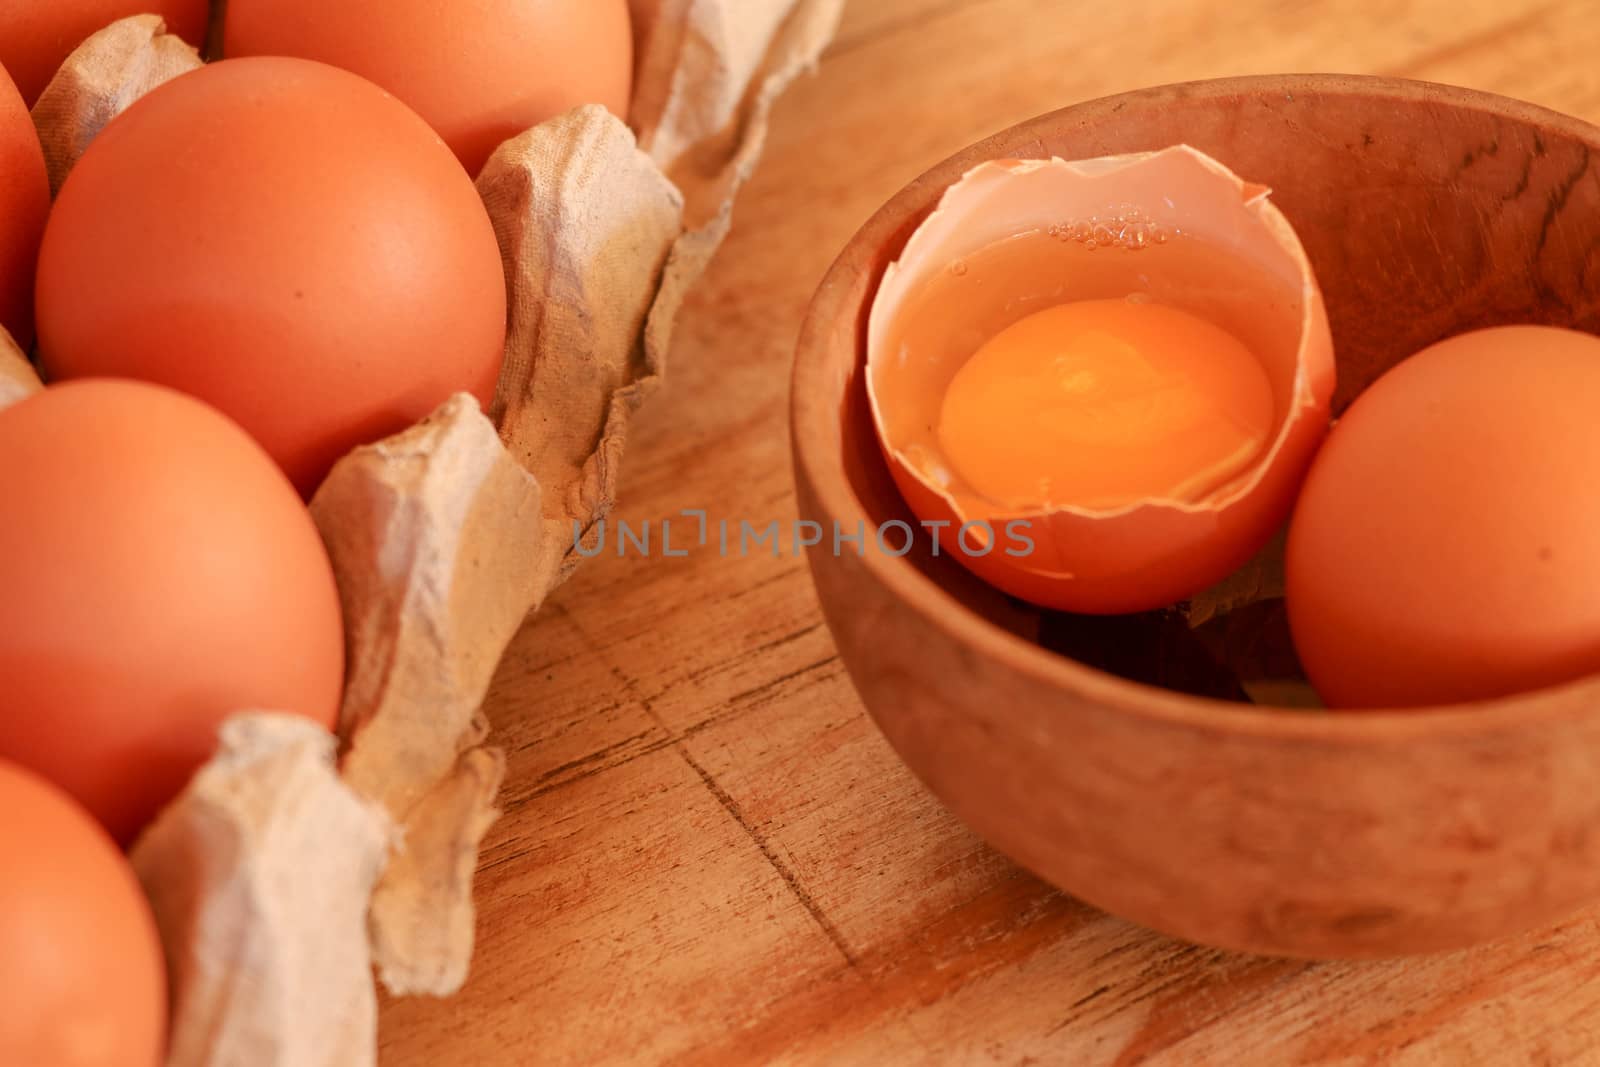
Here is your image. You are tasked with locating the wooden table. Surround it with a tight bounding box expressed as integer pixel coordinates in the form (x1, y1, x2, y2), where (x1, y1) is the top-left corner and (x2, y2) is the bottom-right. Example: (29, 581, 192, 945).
(380, 2, 1600, 1062)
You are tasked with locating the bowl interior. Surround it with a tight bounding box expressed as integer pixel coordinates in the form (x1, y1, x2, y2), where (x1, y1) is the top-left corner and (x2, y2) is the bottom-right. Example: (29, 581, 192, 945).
(800, 74, 1600, 714)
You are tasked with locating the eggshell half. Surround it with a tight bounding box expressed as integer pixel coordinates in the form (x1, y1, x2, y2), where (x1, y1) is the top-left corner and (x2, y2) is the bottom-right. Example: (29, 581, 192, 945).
(866, 147, 1336, 614)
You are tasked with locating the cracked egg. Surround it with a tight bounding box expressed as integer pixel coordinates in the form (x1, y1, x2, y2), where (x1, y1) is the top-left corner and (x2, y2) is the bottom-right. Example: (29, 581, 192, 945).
(866, 145, 1337, 614)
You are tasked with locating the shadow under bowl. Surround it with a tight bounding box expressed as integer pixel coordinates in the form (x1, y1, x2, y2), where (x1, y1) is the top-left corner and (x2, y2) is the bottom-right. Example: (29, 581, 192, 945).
(791, 74, 1600, 960)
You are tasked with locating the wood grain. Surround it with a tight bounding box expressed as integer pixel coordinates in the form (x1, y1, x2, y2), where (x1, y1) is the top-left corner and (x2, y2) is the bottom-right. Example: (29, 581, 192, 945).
(379, 2, 1600, 1063)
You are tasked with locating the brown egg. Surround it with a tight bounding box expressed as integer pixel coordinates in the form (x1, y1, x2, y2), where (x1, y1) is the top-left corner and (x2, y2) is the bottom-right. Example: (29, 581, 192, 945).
(0, 0, 210, 105)
(223, 0, 633, 175)
(0, 761, 165, 1067)
(0, 380, 344, 843)
(0, 62, 48, 349)
(35, 57, 508, 495)
(1288, 326, 1600, 709)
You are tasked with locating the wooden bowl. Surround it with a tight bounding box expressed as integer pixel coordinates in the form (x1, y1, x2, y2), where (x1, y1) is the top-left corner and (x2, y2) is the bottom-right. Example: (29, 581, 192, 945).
(791, 75, 1600, 960)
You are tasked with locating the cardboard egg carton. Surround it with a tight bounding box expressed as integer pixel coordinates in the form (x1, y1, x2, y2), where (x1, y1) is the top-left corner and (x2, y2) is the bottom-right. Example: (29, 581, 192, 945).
(6, 3, 843, 1063)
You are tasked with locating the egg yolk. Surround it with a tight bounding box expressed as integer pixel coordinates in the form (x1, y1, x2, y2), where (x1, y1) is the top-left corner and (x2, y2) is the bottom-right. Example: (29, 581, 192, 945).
(937, 298, 1276, 510)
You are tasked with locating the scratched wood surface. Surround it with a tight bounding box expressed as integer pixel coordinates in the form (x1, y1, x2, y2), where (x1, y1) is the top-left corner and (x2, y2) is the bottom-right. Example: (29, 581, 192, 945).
(379, 2, 1600, 1064)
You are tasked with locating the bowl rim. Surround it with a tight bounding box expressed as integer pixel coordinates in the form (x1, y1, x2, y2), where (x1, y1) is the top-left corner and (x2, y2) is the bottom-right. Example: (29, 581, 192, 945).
(792, 72, 1600, 742)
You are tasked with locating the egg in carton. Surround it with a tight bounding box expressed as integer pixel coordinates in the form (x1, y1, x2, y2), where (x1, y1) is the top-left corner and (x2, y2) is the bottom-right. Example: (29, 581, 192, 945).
(8, 3, 844, 1064)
